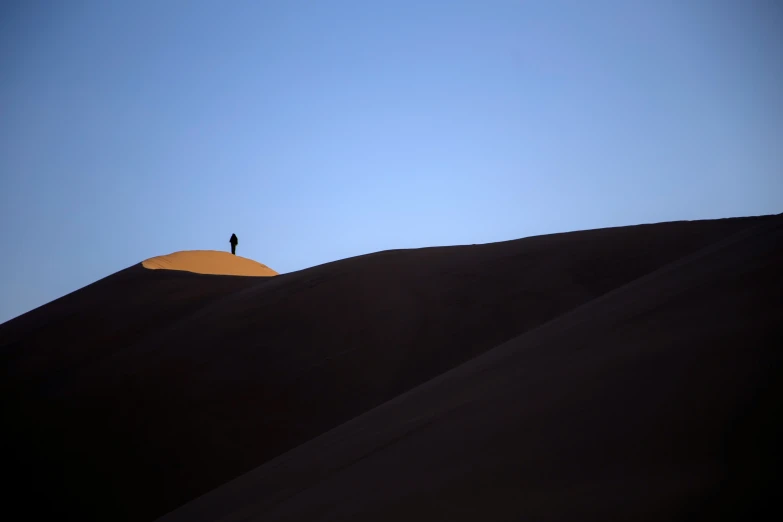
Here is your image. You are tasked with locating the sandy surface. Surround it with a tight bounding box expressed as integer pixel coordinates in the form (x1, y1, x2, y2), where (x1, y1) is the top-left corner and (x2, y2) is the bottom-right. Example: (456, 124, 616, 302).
(158, 214, 783, 522)
(141, 250, 278, 276)
(1, 215, 779, 522)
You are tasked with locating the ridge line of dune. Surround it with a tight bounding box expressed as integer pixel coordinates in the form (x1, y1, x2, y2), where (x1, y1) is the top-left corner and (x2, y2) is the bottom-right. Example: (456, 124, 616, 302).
(142, 250, 278, 277)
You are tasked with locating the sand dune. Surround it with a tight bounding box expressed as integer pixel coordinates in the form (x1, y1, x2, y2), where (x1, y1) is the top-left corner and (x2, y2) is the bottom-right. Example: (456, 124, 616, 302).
(142, 250, 278, 276)
(1, 215, 778, 522)
(158, 214, 783, 522)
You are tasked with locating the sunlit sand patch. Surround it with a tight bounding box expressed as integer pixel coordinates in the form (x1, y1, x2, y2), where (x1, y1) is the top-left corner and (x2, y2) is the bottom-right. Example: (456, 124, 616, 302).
(142, 250, 278, 276)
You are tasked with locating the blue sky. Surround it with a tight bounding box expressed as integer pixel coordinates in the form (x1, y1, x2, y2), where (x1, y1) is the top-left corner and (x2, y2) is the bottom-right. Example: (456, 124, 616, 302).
(1, 0, 781, 323)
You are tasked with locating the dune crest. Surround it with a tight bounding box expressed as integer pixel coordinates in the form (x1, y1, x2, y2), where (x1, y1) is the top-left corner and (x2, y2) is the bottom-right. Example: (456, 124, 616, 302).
(142, 250, 278, 276)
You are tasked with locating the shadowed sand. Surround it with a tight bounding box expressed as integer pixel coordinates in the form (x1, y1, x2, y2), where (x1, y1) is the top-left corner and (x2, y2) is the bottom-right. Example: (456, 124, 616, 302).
(142, 250, 278, 276)
(158, 214, 783, 522)
(1, 215, 780, 522)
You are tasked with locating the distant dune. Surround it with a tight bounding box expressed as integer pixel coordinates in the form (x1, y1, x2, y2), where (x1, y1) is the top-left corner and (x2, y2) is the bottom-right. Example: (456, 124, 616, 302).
(1, 215, 780, 522)
(142, 250, 278, 276)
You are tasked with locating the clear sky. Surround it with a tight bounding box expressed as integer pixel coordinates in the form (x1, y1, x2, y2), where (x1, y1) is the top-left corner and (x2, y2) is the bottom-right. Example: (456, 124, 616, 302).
(1, 0, 781, 324)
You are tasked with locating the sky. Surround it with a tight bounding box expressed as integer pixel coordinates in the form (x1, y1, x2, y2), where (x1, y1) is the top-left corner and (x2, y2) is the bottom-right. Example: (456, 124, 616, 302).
(1, 0, 781, 324)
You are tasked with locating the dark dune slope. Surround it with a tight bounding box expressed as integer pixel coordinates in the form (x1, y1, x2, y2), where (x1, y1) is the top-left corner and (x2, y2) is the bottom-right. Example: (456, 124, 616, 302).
(0, 216, 772, 522)
(159, 215, 783, 522)
(1, 264, 271, 388)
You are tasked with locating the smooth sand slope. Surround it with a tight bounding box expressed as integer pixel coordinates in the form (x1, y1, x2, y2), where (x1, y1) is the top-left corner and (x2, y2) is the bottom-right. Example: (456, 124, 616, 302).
(158, 215, 783, 522)
(1, 216, 778, 522)
(142, 250, 278, 276)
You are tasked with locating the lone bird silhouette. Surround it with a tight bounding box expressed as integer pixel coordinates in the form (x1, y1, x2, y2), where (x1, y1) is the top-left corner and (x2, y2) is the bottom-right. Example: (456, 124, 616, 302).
(229, 233, 238, 255)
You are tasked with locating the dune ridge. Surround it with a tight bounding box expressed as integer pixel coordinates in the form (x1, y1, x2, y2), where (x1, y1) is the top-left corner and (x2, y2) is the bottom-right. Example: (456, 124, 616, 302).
(142, 250, 278, 276)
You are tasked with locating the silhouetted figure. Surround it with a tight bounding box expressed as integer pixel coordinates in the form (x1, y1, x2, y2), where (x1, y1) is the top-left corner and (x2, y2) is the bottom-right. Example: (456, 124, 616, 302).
(229, 233, 238, 255)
